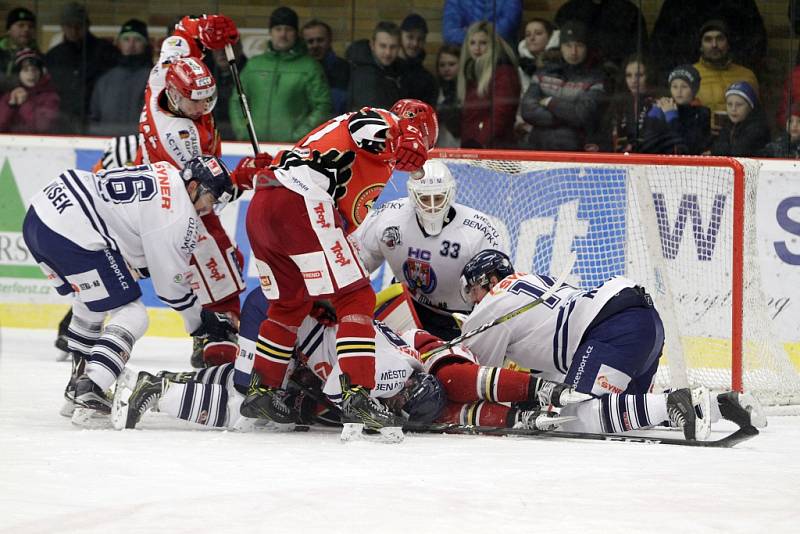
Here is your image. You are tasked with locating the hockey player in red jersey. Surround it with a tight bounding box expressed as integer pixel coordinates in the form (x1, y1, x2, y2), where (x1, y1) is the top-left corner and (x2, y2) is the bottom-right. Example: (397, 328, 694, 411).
(243, 99, 438, 440)
(135, 14, 262, 368)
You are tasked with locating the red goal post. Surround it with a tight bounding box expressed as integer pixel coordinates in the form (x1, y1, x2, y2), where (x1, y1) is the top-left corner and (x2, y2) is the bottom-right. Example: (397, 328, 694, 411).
(429, 149, 799, 405)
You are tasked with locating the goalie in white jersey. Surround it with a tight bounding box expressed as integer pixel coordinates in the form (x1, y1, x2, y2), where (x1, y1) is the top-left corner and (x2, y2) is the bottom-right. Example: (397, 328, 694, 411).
(113, 287, 447, 435)
(22, 156, 237, 427)
(456, 250, 765, 440)
(353, 160, 505, 340)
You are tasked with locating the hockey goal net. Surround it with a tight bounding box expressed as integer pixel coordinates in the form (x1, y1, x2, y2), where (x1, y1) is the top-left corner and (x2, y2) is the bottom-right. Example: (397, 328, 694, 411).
(432, 149, 800, 406)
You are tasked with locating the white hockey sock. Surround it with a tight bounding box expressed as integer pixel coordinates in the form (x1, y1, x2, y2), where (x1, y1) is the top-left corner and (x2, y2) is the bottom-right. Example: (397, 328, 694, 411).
(67, 302, 104, 359)
(159, 380, 230, 427)
(560, 393, 669, 434)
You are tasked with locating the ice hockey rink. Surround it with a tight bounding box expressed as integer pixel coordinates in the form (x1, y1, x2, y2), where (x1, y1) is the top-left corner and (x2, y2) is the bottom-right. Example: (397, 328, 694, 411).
(1, 327, 799, 534)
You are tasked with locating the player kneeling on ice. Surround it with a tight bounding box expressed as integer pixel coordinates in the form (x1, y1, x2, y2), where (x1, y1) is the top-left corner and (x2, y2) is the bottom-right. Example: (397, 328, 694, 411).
(448, 249, 764, 440)
(22, 155, 238, 427)
(113, 288, 446, 441)
(352, 159, 507, 341)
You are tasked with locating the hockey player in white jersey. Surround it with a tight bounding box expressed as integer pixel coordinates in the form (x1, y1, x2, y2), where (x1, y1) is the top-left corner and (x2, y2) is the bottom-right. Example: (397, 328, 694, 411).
(23, 155, 237, 427)
(114, 288, 447, 441)
(353, 159, 505, 340)
(455, 250, 765, 440)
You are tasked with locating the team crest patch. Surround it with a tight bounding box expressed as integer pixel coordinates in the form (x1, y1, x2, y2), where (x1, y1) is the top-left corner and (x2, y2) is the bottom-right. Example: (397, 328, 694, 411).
(179, 130, 190, 139)
(402, 259, 437, 294)
(352, 184, 384, 225)
(381, 226, 402, 249)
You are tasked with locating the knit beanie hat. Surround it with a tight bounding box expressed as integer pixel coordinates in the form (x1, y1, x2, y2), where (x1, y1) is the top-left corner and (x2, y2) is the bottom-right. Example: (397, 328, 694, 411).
(726, 81, 757, 109)
(668, 64, 701, 96)
(401, 13, 428, 34)
(269, 6, 298, 30)
(13, 48, 43, 72)
(559, 20, 587, 46)
(119, 19, 148, 42)
(6, 7, 36, 29)
(699, 19, 730, 42)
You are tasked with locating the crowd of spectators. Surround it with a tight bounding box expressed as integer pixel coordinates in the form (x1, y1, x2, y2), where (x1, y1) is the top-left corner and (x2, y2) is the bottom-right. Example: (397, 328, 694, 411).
(3, 1, 800, 158)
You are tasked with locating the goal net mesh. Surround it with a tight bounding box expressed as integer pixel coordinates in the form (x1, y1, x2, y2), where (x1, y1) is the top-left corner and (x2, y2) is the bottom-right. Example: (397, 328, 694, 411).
(436, 153, 800, 406)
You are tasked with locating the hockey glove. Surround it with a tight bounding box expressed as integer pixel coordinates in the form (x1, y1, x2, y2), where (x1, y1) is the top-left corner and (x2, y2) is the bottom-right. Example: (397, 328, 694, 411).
(310, 300, 337, 327)
(394, 131, 427, 171)
(197, 14, 239, 50)
(192, 309, 238, 340)
(230, 152, 273, 191)
(531, 376, 592, 408)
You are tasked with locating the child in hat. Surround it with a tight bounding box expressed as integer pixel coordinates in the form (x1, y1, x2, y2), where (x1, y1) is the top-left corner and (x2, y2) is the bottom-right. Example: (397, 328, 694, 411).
(762, 102, 800, 158)
(639, 64, 710, 155)
(711, 81, 770, 156)
(0, 48, 60, 133)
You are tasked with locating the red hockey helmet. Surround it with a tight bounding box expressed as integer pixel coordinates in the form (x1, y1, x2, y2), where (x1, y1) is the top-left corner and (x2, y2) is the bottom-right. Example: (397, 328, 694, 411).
(165, 57, 217, 119)
(391, 99, 438, 150)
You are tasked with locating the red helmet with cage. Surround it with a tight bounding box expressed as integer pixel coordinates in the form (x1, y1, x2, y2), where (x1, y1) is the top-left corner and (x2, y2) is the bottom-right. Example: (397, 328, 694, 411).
(165, 57, 217, 119)
(391, 99, 438, 150)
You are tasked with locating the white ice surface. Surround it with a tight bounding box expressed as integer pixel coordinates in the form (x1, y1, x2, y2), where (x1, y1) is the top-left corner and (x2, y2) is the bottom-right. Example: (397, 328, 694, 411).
(1, 327, 799, 534)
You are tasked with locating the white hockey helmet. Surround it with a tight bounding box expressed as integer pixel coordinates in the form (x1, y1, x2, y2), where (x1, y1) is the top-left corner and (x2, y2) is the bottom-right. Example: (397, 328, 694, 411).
(407, 160, 456, 236)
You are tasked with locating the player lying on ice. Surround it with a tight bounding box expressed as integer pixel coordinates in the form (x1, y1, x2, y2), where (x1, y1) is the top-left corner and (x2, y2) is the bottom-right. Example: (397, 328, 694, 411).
(23, 155, 239, 427)
(447, 249, 766, 439)
(112, 288, 450, 442)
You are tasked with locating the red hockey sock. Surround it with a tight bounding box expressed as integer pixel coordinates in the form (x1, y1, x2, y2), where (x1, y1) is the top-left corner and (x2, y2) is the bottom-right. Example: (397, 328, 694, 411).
(440, 401, 512, 427)
(333, 285, 376, 389)
(253, 319, 297, 388)
(435, 362, 531, 403)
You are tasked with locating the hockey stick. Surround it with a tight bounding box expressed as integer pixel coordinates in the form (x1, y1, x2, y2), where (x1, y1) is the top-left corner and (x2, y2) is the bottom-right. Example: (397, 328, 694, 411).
(225, 44, 260, 156)
(422, 253, 578, 362)
(402, 421, 759, 448)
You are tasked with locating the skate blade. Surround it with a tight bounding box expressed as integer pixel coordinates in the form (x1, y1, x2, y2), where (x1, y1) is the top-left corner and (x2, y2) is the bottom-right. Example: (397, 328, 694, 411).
(56, 350, 71, 362)
(692, 387, 712, 441)
(71, 407, 111, 429)
(340, 423, 404, 443)
(739, 392, 768, 428)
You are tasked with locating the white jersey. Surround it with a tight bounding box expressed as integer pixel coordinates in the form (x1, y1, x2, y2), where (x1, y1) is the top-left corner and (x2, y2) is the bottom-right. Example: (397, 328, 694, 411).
(28, 161, 204, 332)
(353, 198, 505, 314)
(294, 317, 424, 402)
(462, 273, 635, 381)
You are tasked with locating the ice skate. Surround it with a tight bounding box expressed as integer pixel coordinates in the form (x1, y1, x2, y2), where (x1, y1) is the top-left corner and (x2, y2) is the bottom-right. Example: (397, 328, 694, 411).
(157, 370, 197, 383)
(71, 374, 111, 428)
(512, 408, 577, 431)
(190, 336, 206, 369)
(667, 387, 711, 441)
(339, 374, 404, 443)
(717, 391, 766, 429)
(120, 371, 166, 429)
(239, 377, 299, 428)
(59, 354, 85, 418)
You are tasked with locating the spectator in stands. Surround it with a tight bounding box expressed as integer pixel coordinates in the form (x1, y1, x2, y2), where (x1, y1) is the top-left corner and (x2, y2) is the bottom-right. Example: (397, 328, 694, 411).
(346, 21, 404, 110)
(554, 0, 648, 70)
(457, 21, 519, 149)
(230, 6, 331, 142)
(762, 103, 800, 159)
(435, 44, 461, 148)
(0, 48, 59, 133)
(650, 0, 767, 83)
(44, 2, 118, 133)
(302, 19, 348, 115)
(639, 64, 711, 155)
(711, 81, 770, 157)
(442, 0, 522, 46)
(397, 14, 436, 106)
(0, 7, 38, 93)
(88, 19, 152, 136)
(693, 19, 759, 132)
(520, 21, 605, 152)
(603, 55, 657, 152)
(206, 41, 247, 140)
(514, 18, 555, 141)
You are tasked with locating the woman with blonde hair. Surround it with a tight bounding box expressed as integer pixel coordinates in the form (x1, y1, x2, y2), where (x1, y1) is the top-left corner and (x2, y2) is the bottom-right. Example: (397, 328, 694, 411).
(457, 21, 520, 148)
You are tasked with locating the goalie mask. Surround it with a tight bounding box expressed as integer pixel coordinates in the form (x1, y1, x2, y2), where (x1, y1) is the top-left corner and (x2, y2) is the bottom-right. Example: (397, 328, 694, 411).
(460, 249, 514, 304)
(165, 57, 218, 120)
(407, 160, 456, 236)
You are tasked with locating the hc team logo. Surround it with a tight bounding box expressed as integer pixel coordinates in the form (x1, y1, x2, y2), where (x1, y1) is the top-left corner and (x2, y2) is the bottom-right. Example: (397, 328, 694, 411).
(402, 258, 437, 294)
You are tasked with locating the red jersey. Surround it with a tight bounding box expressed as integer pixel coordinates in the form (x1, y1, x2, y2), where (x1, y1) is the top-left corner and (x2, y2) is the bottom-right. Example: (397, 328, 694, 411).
(136, 33, 220, 167)
(271, 108, 401, 233)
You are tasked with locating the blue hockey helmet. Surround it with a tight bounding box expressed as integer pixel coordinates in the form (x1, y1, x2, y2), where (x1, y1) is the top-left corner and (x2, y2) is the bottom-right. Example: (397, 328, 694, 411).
(181, 155, 234, 212)
(460, 249, 514, 302)
(395, 371, 447, 423)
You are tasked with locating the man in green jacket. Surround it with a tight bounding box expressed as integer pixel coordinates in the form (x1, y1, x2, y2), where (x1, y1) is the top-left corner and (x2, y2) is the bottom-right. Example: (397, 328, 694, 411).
(230, 6, 331, 143)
